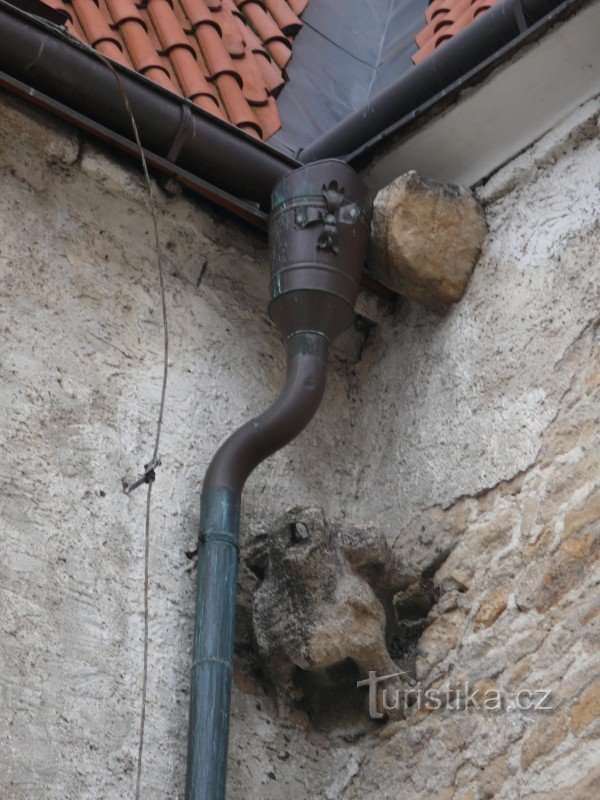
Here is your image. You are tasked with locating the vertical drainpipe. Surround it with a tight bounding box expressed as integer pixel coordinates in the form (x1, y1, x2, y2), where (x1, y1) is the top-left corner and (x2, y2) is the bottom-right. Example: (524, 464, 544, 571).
(185, 159, 373, 800)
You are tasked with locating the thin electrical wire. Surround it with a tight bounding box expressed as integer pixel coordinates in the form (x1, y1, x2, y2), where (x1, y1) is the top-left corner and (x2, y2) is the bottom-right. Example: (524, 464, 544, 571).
(136, 480, 153, 800)
(90, 52, 169, 800)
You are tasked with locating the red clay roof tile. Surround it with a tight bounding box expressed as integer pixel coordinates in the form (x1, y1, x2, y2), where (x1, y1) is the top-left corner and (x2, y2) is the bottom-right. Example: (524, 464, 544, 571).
(194, 15, 241, 79)
(413, 0, 502, 64)
(39, 0, 307, 139)
(214, 2, 247, 57)
(216, 72, 261, 133)
(179, 0, 220, 31)
(235, 1, 292, 68)
(236, 46, 269, 104)
(102, 0, 140, 24)
(236, 12, 284, 93)
(263, 0, 302, 36)
(265, 38, 292, 69)
(251, 94, 279, 139)
(150, 0, 195, 53)
(69, 0, 118, 49)
(286, 0, 306, 15)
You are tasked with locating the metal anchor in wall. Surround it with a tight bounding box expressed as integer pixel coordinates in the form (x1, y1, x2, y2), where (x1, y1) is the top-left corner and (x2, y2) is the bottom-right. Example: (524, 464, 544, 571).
(293, 181, 361, 254)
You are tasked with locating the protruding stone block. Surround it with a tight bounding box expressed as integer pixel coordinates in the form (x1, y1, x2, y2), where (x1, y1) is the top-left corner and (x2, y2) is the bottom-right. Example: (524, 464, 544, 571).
(245, 507, 418, 721)
(369, 171, 487, 308)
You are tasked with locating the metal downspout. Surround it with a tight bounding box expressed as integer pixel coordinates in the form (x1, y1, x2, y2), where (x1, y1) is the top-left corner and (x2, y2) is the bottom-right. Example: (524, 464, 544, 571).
(185, 159, 373, 800)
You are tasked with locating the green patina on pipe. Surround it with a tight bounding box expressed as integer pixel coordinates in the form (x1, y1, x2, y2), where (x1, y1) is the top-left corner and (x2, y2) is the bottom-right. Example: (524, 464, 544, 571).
(186, 487, 239, 800)
(185, 333, 328, 799)
(185, 160, 372, 800)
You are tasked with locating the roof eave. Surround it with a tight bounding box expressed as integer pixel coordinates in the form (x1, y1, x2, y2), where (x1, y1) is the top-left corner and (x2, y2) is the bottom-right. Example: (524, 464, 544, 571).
(0, 0, 300, 228)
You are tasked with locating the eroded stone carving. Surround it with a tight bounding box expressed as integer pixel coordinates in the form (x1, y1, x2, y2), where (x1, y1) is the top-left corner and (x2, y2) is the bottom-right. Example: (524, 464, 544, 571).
(244, 507, 418, 720)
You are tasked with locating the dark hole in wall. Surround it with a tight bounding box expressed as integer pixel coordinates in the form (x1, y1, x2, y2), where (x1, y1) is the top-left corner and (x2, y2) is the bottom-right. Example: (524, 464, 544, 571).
(248, 562, 266, 581)
(293, 658, 369, 733)
(387, 579, 437, 676)
(285, 578, 437, 731)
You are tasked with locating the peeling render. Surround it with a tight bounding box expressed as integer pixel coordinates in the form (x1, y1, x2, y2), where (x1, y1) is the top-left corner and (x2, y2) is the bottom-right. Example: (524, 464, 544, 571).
(0, 88, 599, 800)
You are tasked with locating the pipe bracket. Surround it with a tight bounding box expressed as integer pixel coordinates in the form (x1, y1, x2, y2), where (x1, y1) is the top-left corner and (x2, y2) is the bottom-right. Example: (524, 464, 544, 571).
(289, 183, 368, 255)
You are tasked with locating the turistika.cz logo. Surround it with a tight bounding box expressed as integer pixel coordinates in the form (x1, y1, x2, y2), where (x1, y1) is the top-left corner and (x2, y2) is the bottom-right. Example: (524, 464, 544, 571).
(357, 671, 554, 719)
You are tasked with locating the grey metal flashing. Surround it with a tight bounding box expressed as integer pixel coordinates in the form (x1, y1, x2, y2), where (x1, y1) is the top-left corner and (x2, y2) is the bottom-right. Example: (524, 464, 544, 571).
(299, 0, 588, 164)
(269, 0, 427, 154)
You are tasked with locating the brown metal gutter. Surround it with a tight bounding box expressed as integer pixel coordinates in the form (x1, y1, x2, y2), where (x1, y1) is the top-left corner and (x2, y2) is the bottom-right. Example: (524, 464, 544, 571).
(1, 0, 589, 226)
(0, 0, 299, 227)
(0, 69, 274, 228)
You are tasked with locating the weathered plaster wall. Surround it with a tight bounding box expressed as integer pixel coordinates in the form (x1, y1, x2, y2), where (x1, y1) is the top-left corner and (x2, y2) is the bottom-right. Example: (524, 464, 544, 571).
(0, 91, 367, 800)
(351, 98, 600, 528)
(1, 88, 599, 800)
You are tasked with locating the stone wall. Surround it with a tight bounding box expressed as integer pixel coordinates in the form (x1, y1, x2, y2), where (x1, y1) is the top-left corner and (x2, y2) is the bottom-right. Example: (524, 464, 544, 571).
(335, 96, 600, 799)
(1, 88, 599, 800)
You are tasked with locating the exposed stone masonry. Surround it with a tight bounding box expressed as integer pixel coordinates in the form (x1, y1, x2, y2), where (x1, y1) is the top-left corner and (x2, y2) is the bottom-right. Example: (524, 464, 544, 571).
(347, 318, 600, 799)
(241, 506, 418, 722)
(369, 171, 487, 308)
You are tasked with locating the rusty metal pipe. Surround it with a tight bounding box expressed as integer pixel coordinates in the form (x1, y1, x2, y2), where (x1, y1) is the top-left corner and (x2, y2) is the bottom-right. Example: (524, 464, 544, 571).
(185, 160, 372, 800)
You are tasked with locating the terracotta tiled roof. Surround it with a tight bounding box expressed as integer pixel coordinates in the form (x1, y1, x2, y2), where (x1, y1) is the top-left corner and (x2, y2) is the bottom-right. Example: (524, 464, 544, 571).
(38, 0, 308, 139)
(412, 0, 502, 64)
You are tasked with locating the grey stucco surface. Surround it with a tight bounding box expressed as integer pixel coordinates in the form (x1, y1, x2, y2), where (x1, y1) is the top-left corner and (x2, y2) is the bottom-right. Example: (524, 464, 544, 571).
(349, 99, 600, 531)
